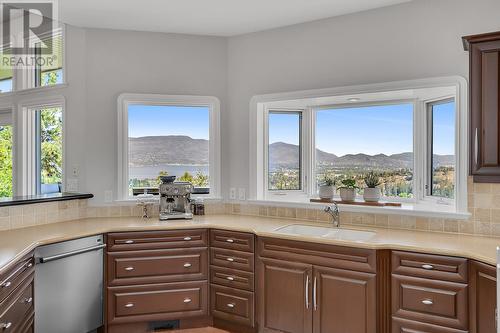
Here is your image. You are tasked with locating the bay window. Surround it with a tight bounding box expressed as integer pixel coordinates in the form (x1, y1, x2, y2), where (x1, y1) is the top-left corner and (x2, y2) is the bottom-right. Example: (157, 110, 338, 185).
(251, 77, 468, 215)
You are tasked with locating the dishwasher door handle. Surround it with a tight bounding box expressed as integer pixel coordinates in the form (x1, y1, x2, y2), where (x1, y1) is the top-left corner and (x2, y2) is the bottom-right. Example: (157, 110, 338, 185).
(38, 244, 107, 263)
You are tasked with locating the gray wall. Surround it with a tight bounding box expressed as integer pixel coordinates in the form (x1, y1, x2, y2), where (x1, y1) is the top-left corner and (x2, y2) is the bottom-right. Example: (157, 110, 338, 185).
(82, 29, 227, 203)
(225, 0, 500, 195)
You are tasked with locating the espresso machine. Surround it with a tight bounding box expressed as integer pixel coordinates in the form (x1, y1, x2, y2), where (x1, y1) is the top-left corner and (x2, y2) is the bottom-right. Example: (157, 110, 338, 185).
(159, 176, 194, 220)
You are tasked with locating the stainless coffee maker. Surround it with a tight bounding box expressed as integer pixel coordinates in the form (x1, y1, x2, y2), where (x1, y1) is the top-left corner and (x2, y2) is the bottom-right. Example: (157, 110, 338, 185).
(159, 176, 193, 220)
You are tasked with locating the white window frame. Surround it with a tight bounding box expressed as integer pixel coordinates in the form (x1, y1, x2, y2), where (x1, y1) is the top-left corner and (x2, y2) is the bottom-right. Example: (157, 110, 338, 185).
(16, 96, 66, 196)
(250, 76, 468, 215)
(117, 93, 221, 201)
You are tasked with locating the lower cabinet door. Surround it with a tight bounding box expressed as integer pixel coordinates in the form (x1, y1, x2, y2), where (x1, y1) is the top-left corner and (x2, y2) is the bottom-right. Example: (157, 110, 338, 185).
(107, 281, 208, 324)
(313, 266, 376, 333)
(257, 257, 313, 333)
(469, 260, 497, 333)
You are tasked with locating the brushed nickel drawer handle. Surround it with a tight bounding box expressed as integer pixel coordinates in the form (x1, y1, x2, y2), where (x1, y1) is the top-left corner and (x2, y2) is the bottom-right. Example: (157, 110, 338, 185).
(226, 257, 234, 262)
(227, 303, 235, 308)
(22, 297, 33, 304)
(183, 298, 192, 303)
(226, 276, 235, 281)
(421, 264, 434, 270)
(124, 240, 134, 244)
(124, 266, 134, 271)
(183, 263, 192, 268)
(226, 239, 234, 243)
(125, 303, 134, 308)
(0, 281, 11, 288)
(183, 236, 192, 241)
(0, 322, 12, 329)
(422, 299, 434, 305)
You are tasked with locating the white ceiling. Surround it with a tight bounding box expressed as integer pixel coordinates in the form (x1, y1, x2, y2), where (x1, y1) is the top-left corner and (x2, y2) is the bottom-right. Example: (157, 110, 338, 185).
(59, 0, 412, 37)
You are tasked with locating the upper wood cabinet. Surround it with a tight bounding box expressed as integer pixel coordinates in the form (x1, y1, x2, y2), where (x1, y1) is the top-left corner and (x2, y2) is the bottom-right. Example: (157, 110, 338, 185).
(463, 31, 500, 182)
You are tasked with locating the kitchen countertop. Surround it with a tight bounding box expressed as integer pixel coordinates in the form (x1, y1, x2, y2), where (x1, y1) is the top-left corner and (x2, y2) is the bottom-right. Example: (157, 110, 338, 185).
(0, 214, 499, 274)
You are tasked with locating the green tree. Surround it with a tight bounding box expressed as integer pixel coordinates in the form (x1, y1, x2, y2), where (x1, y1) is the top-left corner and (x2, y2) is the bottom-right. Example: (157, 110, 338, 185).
(0, 125, 12, 197)
(179, 171, 194, 183)
(40, 108, 63, 185)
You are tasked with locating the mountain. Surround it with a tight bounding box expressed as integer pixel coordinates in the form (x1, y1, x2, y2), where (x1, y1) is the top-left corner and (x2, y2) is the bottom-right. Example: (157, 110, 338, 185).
(129, 135, 208, 166)
(269, 142, 454, 170)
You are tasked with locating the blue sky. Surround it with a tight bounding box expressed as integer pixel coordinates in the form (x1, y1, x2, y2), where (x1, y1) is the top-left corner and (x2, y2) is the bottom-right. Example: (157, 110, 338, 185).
(270, 102, 455, 156)
(128, 105, 209, 139)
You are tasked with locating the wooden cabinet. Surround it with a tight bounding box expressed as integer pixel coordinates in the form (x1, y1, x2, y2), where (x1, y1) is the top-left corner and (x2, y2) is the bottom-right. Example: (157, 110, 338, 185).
(463, 31, 500, 182)
(106, 229, 209, 331)
(258, 257, 312, 333)
(469, 260, 497, 333)
(209, 229, 256, 331)
(257, 237, 376, 333)
(0, 252, 34, 333)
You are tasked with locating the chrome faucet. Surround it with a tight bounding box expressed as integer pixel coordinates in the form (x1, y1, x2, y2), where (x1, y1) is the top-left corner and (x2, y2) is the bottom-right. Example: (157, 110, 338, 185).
(324, 203, 340, 227)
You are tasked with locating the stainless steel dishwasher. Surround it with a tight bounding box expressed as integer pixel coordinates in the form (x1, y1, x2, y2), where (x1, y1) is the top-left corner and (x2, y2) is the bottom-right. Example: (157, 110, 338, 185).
(34, 235, 105, 333)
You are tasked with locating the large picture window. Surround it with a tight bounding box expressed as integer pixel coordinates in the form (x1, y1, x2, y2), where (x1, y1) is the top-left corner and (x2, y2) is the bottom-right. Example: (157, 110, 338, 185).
(118, 94, 220, 200)
(252, 78, 467, 214)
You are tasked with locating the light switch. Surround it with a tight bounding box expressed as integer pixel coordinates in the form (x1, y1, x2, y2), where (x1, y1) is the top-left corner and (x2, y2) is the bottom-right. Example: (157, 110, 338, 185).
(229, 188, 237, 200)
(104, 190, 113, 203)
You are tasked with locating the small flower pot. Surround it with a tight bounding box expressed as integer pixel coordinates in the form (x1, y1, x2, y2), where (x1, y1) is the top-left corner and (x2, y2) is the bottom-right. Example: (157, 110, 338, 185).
(339, 188, 356, 202)
(363, 187, 381, 202)
(318, 185, 335, 200)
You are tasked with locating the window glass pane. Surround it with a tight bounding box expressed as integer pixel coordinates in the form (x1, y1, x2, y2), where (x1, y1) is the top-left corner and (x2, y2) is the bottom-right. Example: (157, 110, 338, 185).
(38, 107, 63, 194)
(316, 104, 414, 198)
(128, 105, 210, 196)
(268, 112, 301, 190)
(0, 124, 13, 198)
(35, 34, 64, 88)
(0, 48, 13, 93)
(430, 100, 455, 198)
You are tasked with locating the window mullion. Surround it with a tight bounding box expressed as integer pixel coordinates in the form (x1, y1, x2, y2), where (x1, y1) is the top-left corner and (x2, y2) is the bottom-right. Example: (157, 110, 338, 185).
(413, 100, 425, 203)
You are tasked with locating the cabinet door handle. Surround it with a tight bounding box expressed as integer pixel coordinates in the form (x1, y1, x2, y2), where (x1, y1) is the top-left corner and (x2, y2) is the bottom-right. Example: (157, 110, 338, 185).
(125, 303, 134, 308)
(226, 239, 234, 243)
(0, 322, 12, 329)
(1, 260, 32, 288)
(227, 303, 235, 308)
(422, 299, 434, 305)
(124, 240, 134, 244)
(22, 297, 33, 304)
(313, 276, 317, 311)
(183, 298, 192, 303)
(475, 127, 479, 166)
(226, 257, 234, 262)
(305, 275, 310, 309)
(0, 281, 11, 288)
(124, 266, 134, 271)
(421, 264, 434, 270)
(226, 276, 235, 281)
(183, 237, 192, 241)
(183, 263, 192, 268)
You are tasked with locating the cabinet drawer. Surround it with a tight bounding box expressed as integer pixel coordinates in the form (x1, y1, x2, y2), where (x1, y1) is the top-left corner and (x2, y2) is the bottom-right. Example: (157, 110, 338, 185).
(16, 310, 34, 333)
(210, 230, 254, 253)
(108, 248, 208, 286)
(0, 275, 34, 332)
(107, 229, 208, 251)
(210, 248, 254, 272)
(211, 284, 254, 327)
(0, 256, 33, 303)
(392, 275, 468, 330)
(210, 266, 254, 291)
(392, 251, 467, 283)
(107, 281, 208, 324)
(392, 317, 468, 333)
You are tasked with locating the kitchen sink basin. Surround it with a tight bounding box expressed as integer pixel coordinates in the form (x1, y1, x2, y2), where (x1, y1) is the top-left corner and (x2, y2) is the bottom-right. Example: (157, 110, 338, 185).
(273, 224, 376, 241)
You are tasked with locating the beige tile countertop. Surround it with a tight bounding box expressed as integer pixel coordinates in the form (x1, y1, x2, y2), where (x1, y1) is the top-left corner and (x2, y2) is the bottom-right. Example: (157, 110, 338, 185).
(0, 214, 499, 275)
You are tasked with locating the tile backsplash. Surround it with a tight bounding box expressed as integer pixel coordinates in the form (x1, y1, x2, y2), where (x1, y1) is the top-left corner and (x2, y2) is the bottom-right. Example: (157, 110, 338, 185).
(1, 177, 500, 238)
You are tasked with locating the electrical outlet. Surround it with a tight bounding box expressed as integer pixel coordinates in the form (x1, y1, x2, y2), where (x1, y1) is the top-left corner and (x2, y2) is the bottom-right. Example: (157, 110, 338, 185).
(238, 188, 246, 200)
(229, 188, 237, 200)
(66, 178, 78, 192)
(71, 164, 79, 177)
(104, 190, 113, 203)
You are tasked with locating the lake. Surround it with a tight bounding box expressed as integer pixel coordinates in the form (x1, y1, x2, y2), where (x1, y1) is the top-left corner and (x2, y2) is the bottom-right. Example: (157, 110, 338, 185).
(129, 165, 209, 180)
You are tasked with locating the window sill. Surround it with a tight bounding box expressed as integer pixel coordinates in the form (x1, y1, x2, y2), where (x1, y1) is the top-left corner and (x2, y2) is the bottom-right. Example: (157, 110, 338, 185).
(246, 199, 471, 220)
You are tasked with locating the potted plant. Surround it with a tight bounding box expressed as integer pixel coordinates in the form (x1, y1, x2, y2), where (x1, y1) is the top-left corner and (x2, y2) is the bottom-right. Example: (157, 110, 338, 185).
(318, 175, 335, 200)
(338, 178, 358, 202)
(363, 172, 382, 202)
